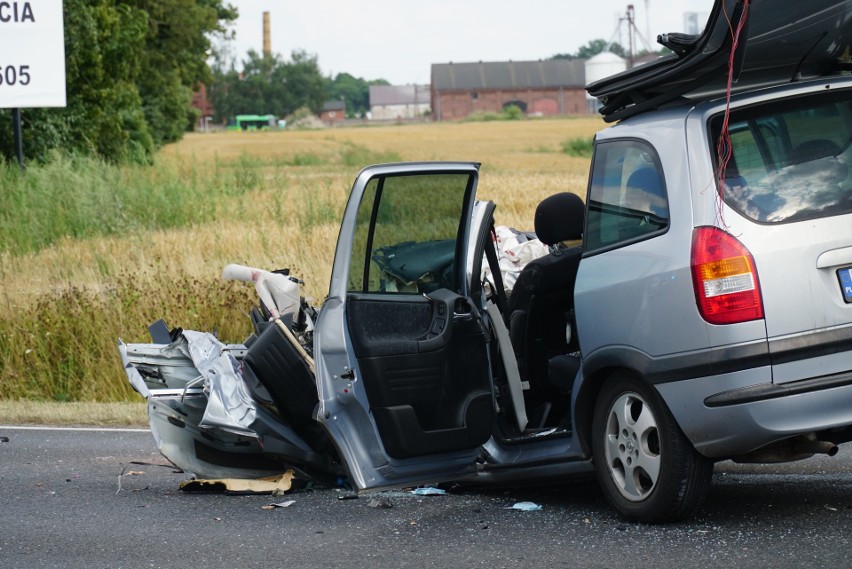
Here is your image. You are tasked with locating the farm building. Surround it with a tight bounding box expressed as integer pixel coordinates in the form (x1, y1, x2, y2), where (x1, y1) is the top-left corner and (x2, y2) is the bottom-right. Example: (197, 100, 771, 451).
(430, 59, 589, 121)
(320, 100, 347, 125)
(369, 85, 431, 121)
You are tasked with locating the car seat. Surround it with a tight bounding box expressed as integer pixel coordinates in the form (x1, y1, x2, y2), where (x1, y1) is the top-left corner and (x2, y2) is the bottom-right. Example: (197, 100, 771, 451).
(505, 193, 584, 421)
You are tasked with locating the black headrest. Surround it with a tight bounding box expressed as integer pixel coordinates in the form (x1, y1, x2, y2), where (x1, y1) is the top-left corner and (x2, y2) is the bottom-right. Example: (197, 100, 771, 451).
(534, 192, 584, 246)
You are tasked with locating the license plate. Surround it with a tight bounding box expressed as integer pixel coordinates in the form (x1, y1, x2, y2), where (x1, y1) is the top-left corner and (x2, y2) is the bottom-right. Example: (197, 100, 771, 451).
(839, 266, 852, 304)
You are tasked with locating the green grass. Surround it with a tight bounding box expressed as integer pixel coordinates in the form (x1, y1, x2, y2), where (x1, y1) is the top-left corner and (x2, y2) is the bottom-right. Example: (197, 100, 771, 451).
(0, 152, 266, 256)
(463, 104, 526, 123)
(339, 141, 402, 167)
(561, 136, 594, 158)
(0, 401, 147, 426)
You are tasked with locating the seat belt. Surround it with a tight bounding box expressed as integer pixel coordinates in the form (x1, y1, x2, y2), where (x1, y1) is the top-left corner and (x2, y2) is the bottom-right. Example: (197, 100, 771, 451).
(486, 301, 528, 432)
(483, 225, 509, 317)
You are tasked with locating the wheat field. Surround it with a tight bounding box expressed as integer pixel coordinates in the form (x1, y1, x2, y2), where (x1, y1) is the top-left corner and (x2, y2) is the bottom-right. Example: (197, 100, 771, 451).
(0, 117, 603, 403)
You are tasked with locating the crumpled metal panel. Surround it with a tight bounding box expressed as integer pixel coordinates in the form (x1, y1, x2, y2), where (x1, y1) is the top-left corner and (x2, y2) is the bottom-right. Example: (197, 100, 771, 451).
(180, 330, 257, 437)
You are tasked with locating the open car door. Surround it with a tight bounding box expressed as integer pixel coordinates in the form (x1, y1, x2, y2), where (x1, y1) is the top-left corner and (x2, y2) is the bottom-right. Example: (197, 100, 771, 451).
(313, 162, 495, 491)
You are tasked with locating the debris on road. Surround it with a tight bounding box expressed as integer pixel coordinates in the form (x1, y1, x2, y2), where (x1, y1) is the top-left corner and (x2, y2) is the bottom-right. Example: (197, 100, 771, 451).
(410, 487, 446, 496)
(180, 471, 297, 494)
(262, 500, 296, 510)
(507, 501, 542, 511)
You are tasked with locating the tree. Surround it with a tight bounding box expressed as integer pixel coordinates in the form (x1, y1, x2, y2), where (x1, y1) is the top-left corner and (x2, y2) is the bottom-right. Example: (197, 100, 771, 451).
(209, 49, 329, 122)
(329, 73, 390, 117)
(132, 0, 238, 145)
(280, 50, 329, 115)
(0, 0, 237, 164)
(551, 39, 627, 60)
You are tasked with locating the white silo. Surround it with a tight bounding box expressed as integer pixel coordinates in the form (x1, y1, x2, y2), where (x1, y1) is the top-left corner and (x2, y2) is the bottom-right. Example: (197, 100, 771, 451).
(585, 51, 627, 113)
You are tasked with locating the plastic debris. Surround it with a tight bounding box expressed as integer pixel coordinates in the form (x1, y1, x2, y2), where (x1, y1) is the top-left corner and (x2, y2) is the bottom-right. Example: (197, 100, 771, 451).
(411, 487, 446, 496)
(481, 226, 549, 295)
(222, 264, 301, 322)
(507, 501, 543, 511)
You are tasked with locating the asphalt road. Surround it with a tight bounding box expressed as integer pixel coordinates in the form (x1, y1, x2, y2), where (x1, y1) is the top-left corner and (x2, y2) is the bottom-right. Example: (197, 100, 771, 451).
(1, 426, 851, 569)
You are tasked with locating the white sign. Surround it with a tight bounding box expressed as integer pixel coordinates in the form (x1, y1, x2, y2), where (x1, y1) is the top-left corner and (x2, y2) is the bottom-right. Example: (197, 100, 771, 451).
(0, 1, 66, 108)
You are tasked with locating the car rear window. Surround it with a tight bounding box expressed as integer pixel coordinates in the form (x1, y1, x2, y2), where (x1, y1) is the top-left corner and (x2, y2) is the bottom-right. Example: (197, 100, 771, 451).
(711, 90, 852, 223)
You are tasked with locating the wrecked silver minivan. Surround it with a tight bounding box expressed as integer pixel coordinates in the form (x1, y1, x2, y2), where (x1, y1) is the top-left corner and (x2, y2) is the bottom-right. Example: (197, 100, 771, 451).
(122, 0, 852, 522)
(120, 163, 593, 502)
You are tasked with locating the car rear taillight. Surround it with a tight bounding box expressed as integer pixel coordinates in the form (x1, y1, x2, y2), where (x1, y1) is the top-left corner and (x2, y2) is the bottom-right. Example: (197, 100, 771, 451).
(691, 227, 763, 325)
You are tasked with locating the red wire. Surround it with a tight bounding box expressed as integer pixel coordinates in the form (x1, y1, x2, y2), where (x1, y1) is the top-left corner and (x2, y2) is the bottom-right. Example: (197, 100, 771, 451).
(714, 0, 750, 229)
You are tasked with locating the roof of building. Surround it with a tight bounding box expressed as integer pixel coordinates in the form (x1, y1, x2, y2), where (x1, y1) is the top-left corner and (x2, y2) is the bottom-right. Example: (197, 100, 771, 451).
(321, 100, 346, 112)
(431, 59, 586, 91)
(369, 85, 431, 106)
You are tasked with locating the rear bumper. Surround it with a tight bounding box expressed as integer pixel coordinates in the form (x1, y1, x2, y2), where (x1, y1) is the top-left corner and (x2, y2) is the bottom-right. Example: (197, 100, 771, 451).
(656, 366, 852, 458)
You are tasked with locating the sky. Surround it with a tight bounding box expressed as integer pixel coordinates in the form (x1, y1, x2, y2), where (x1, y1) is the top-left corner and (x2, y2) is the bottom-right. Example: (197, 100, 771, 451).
(222, 0, 714, 85)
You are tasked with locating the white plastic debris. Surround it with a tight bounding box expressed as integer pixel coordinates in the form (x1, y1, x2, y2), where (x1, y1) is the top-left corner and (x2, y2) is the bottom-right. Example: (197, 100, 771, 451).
(410, 487, 446, 496)
(222, 264, 301, 321)
(481, 226, 549, 295)
(507, 501, 543, 511)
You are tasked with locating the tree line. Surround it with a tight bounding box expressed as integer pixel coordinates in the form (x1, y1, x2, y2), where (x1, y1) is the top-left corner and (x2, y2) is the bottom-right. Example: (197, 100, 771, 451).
(208, 50, 388, 125)
(0, 0, 238, 164)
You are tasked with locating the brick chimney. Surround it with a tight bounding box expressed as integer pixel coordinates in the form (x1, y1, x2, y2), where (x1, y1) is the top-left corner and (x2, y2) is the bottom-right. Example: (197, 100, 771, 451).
(263, 11, 271, 55)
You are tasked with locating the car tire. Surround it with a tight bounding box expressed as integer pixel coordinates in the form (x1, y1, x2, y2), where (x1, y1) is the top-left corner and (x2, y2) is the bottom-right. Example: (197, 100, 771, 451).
(591, 372, 713, 523)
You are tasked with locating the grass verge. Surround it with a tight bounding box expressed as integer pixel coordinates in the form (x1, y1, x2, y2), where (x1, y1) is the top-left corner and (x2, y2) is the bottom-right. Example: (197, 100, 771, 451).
(0, 401, 148, 427)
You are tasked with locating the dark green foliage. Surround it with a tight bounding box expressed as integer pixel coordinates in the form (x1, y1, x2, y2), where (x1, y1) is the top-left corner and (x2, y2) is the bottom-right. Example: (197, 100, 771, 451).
(561, 137, 594, 157)
(136, 0, 236, 145)
(0, 0, 237, 164)
(551, 39, 628, 60)
(209, 49, 329, 121)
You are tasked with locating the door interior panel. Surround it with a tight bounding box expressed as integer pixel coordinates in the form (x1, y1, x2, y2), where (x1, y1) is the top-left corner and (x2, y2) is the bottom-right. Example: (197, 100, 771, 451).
(346, 291, 494, 458)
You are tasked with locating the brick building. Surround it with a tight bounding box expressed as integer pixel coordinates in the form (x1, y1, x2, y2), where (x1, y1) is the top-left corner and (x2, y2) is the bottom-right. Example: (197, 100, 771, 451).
(320, 100, 346, 126)
(191, 84, 215, 130)
(430, 59, 588, 121)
